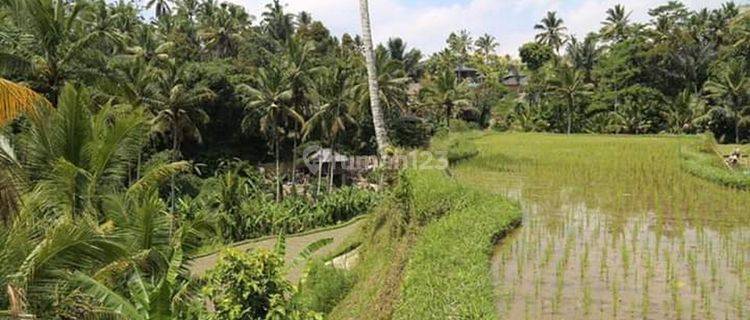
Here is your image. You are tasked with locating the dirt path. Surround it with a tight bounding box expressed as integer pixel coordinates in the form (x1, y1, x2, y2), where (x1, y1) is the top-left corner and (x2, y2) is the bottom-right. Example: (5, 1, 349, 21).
(189, 216, 367, 283)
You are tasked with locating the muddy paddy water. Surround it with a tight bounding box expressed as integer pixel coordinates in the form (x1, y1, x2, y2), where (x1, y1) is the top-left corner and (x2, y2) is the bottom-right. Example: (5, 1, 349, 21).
(454, 134, 749, 320)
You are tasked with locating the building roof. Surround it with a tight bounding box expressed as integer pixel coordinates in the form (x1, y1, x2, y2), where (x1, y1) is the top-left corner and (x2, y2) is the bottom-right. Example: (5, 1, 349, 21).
(307, 148, 349, 163)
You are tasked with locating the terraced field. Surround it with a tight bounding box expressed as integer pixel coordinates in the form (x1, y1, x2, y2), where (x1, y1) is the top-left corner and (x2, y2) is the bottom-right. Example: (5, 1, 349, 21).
(454, 133, 750, 320)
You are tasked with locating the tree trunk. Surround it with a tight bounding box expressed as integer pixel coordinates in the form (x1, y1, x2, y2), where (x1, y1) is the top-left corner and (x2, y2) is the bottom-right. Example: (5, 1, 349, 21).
(736, 117, 741, 145)
(359, 0, 390, 158)
(446, 103, 452, 128)
(329, 140, 335, 192)
(567, 95, 573, 135)
(290, 123, 298, 195)
(316, 150, 323, 199)
(274, 119, 282, 203)
(170, 111, 178, 215)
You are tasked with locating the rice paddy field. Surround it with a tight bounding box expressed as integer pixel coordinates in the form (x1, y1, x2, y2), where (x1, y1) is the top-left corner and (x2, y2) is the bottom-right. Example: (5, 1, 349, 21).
(453, 133, 750, 320)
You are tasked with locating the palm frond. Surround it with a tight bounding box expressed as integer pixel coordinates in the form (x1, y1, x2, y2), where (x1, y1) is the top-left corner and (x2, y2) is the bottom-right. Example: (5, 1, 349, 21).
(0, 78, 50, 126)
(127, 161, 190, 196)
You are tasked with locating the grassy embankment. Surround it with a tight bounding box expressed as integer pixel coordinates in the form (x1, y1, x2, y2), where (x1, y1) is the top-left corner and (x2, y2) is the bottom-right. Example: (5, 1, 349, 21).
(322, 132, 521, 319)
(679, 134, 750, 189)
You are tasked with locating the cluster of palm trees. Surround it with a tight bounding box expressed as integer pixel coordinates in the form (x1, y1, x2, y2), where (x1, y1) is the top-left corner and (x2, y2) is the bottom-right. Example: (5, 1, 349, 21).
(518, 3, 750, 141)
(0, 0, 406, 317)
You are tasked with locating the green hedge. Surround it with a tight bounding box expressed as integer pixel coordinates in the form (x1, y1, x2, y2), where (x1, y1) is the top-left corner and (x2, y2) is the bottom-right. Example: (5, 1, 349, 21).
(393, 171, 522, 320)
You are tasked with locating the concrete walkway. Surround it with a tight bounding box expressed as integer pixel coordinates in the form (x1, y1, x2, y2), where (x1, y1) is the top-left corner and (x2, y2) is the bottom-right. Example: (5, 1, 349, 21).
(188, 216, 367, 283)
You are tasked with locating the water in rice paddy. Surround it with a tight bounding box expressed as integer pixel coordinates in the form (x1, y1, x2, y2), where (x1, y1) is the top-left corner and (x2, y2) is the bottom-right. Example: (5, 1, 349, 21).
(455, 133, 749, 320)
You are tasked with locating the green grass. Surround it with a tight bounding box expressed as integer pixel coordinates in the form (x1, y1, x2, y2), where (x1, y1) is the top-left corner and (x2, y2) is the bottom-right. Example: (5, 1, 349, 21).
(394, 179, 521, 319)
(679, 138, 750, 190)
(328, 139, 521, 320)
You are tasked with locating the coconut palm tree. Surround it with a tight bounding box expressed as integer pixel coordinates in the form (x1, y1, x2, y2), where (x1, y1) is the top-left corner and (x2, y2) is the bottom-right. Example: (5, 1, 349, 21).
(0, 0, 90, 101)
(238, 64, 301, 202)
(566, 34, 600, 82)
(147, 0, 172, 18)
(262, 0, 294, 43)
(304, 64, 357, 193)
(548, 65, 593, 134)
(149, 60, 214, 211)
(601, 4, 631, 42)
(704, 59, 750, 144)
(662, 89, 703, 133)
(475, 33, 498, 60)
(359, 0, 391, 158)
(355, 50, 410, 113)
(535, 11, 568, 54)
(423, 69, 470, 128)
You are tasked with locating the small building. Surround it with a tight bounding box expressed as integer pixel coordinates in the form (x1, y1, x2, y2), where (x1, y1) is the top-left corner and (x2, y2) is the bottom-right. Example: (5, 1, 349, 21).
(502, 67, 528, 92)
(306, 148, 349, 175)
(455, 66, 482, 84)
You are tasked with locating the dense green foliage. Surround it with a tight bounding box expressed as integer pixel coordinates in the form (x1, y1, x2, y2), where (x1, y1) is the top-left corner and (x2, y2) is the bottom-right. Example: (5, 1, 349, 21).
(508, 3, 750, 142)
(203, 248, 321, 320)
(0, 0, 747, 318)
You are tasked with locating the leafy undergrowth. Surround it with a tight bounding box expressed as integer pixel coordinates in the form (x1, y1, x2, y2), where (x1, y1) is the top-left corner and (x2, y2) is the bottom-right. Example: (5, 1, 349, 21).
(680, 137, 750, 190)
(327, 166, 521, 319)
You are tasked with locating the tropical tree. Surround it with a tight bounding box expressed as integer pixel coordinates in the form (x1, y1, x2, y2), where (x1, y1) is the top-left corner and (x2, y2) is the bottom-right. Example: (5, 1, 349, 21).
(548, 65, 593, 134)
(566, 34, 600, 82)
(148, 60, 214, 211)
(359, 0, 391, 157)
(535, 11, 568, 53)
(422, 69, 470, 128)
(147, 0, 172, 18)
(238, 64, 300, 202)
(305, 63, 357, 193)
(475, 33, 498, 60)
(704, 59, 750, 143)
(0, 0, 93, 100)
(601, 4, 631, 42)
(662, 89, 703, 133)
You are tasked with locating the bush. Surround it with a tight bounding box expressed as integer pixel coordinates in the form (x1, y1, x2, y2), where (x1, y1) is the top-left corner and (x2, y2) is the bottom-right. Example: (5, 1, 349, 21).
(317, 186, 378, 223)
(203, 248, 293, 320)
(391, 115, 432, 149)
(203, 248, 323, 320)
(298, 261, 355, 314)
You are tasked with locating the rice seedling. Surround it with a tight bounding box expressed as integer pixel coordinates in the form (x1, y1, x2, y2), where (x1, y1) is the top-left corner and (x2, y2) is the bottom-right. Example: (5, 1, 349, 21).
(451, 133, 750, 320)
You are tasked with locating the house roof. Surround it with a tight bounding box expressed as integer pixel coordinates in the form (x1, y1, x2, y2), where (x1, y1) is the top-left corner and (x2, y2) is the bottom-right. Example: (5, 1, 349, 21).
(307, 148, 349, 163)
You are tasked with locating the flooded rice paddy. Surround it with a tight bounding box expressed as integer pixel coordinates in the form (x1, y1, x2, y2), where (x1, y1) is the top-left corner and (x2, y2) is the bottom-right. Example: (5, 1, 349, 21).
(455, 133, 749, 320)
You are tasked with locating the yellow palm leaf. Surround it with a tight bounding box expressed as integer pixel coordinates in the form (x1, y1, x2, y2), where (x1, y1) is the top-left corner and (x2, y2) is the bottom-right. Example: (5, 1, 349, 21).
(0, 78, 50, 126)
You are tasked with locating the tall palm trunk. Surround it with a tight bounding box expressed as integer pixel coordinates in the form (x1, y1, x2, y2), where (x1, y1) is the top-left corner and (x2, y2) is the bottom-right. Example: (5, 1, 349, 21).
(445, 102, 453, 128)
(274, 116, 282, 203)
(329, 139, 336, 192)
(316, 150, 323, 198)
(170, 109, 178, 214)
(567, 94, 573, 135)
(290, 123, 298, 193)
(359, 0, 390, 158)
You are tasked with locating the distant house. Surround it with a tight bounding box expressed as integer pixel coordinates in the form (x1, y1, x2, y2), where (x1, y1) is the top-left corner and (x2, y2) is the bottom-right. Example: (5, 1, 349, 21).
(455, 66, 482, 85)
(502, 66, 528, 92)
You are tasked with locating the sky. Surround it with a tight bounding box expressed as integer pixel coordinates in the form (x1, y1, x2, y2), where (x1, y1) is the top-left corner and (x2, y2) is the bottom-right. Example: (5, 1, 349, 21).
(221, 0, 745, 56)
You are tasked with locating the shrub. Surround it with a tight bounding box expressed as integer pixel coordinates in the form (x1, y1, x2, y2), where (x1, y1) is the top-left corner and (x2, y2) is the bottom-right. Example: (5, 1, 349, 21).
(317, 186, 378, 223)
(203, 248, 293, 320)
(298, 261, 355, 314)
(391, 115, 432, 149)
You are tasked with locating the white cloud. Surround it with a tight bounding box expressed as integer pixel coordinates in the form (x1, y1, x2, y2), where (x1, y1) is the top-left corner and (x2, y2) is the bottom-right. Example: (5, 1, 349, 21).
(229, 0, 731, 56)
